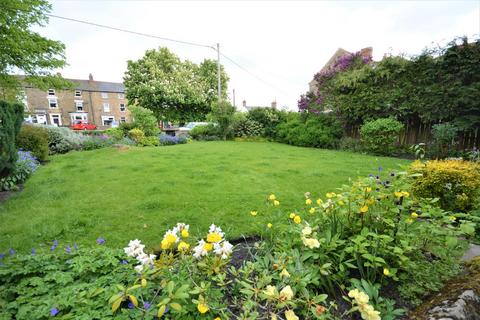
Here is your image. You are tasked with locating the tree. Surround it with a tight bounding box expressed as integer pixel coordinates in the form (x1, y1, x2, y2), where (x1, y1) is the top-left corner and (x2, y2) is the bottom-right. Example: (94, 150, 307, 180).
(197, 59, 229, 105)
(129, 106, 159, 136)
(0, 0, 69, 101)
(208, 100, 235, 140)
(0, 101, 24, 178)
(124, 47, 229, 124)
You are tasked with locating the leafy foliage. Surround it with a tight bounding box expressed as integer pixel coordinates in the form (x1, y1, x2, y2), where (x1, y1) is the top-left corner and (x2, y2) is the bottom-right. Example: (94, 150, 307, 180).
(129, 106, 159, 137)
(208, 100, 236, 140)
(0, 150, 39, 191)
(189, 124, 221, 141)
(360, 118, 404, 155)
(16, 124, 49, 161)
(0, 100, 24, 178)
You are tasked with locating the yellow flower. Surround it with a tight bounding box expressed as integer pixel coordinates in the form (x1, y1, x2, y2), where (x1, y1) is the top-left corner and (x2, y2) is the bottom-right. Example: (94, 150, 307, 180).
(161, 239, 170, 250)
(316, 198, 322, 205)
(263, 285, 277, 297)
(197, 303, 209, 314)
(214, 318, 221, 320)
(326, 192, 334, 198)
(411, 212, 418, 219)
(449, 215, 457, 222)
(309, 207, 315, 214)
(406, 218, 414, 224)
(165, 233, 177, 244)
(271, 313, 278, 320)
(360, 205, 369, 213)
(177, 241, 190, 252)
(293, 215, 301, 224)
(273, 200, 280, 206)
(203, 242, 213, 251)
(394, 191, 404, 198)
(402, 191, 410, 198)
(366, 187, 372, 193)
(181, 229, 189, 238)
(366, 198, 375, 205)
(284, 310, 299, 320)
(269, 194, 276, 201)
(348, 289, 370, 305)
(338, 200, 345, 206)
(305, 198, 312, 205)
(302, 237, 320, 249)
(207, 232, 222, 243)
(279, 285, 294, 301)
(280, 268, 290, 278)
(383, 268, 390, 276)
(267, 223, 272, 229)
(302, 226, 312, 235)
(250, 211, 258, 216)
(289, 213, 296, 219)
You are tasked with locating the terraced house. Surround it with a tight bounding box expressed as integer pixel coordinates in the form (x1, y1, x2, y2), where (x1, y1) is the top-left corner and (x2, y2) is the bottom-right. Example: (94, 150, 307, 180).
(21, 74, 131, 130)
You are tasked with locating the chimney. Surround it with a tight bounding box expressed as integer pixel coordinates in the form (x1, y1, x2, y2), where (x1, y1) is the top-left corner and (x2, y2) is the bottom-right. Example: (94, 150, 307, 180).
(271, 101, 277, 109)
(242, 100, 246, 108)
(88, 73, 94, 81)
(359, 47, 373, 59)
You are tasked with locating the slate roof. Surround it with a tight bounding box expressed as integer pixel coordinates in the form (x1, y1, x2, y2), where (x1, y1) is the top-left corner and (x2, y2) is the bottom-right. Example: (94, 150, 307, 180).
(68, 79, 125, 93)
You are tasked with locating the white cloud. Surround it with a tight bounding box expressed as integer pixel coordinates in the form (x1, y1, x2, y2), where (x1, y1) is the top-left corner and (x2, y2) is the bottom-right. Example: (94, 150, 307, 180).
(38, 0, 479, 111)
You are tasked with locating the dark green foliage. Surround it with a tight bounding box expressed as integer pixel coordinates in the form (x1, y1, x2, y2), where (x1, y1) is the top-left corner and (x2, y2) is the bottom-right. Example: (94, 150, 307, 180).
(209, 101, 236, 140)
(0, 100, 24, 178)
(233, 115, 264, 138)
(189, 124, 221, 141)
(360, 118, 404, 155)
(275, 113, 343, 149)
(16, 124, 49, 161)
(118, 122, 137, 136)
(431, 123, 458, 158)
(246, 108, 285, 138)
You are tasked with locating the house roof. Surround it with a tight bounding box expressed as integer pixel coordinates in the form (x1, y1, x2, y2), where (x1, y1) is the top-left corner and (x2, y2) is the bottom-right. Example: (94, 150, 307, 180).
(17, 75, 125, 93)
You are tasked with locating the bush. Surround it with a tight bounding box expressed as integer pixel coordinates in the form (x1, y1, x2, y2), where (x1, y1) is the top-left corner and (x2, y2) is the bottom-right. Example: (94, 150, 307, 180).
(104, 127, 124, 141)
(246, 108, 284, 138)
(140, 136, 160, 147)
(16, 125, 49, 161)
(0, 100, 24, 178)
(431, 123, 458, 158)
(360, 118, 404, 155)
(82, 135, 115, 150)
(119, 122, 137, 136)
(339, 136, 362, 152)
(128, 128, 145, 144)
(44, 125, 87, 154)
(159, 134, 187, 146)
(190, 124, 221, 141)
(129, 106, 159, 136)
(0, 151, 39, 191)
(275, 113, 343, 148)
(233, 116, 264, 138)
(409, 159, 480, 212)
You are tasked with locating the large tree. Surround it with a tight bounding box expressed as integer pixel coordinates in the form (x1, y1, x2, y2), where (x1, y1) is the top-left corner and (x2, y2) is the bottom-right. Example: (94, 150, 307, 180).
(0, 0, 69, 101)
(124, 47, 229, 123)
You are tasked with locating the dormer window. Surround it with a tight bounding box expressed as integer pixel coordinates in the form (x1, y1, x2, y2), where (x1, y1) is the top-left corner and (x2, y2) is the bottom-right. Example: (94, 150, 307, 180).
(118, 93, 125, 99)
(75, 90, 82, 97)
(48, 89, 55, 96)
(101, 92, 108, 99)
(48, 98, 58, 108)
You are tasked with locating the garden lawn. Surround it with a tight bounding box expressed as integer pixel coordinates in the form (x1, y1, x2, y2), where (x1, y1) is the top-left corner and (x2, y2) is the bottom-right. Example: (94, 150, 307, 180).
(0, 141, 409, 252)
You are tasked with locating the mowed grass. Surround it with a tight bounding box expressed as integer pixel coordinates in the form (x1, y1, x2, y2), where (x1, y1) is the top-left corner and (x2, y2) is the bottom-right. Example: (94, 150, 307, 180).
(0, 141, 409, 252)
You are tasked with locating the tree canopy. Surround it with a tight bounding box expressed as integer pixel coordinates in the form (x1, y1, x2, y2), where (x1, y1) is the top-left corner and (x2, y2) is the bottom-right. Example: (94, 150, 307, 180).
(124, 47, 229, 123)
(0, 0, 69, 101)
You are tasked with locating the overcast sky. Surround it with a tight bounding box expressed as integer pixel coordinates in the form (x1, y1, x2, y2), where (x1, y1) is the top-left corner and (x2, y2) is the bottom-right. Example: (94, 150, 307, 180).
(41, 0, 479, 110)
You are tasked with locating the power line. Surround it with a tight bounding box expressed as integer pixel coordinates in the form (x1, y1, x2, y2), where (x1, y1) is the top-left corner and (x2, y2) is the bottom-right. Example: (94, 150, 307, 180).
(47, 13, 290, 99)
(46, 14, 214, 49)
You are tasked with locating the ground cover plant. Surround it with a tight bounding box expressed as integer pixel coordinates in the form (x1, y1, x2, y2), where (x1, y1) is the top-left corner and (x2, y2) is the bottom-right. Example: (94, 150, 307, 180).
(0, 141, 408, 252)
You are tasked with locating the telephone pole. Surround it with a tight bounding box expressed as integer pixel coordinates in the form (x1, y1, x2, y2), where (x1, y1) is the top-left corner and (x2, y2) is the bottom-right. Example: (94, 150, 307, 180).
(216, 43, 221, 106)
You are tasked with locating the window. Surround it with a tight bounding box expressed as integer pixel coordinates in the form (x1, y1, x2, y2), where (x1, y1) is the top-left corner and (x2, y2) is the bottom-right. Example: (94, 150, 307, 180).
(49, 114, 62, 126)
(101, 92, 108, 99)
(120, 103, 126, 112)
(75, 90, 82, 97)
(48, 89, 55, 96)
(118, 93, 125, 99)
(75, 100, 83, 111)
(70, 113, 88, 123)
(120, 117, 126, 123)
(103, 103, 110, 112)
(48, 98, 58, 108)
(102, 116, 115, 126)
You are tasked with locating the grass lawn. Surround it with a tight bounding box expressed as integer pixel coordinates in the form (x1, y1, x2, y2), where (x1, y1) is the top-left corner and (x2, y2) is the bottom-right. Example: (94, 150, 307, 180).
(0, 141, 409, 252)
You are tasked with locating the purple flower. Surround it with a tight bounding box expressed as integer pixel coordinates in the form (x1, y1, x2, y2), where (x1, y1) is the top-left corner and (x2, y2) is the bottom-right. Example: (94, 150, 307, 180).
(50, 308, 59, 316)
(74, 243, 78, 251)
(51, 245, 56, 252)
(128, 302, 135, 309)
(120, 260, 128, 265)
(96, 237, 105, 245)
(9, 248, 14, 255)
(0, 253, 4, 259)
(65, 246, 71, 254)
(143, 301, 151, 309)
(31, 248, 36, 255)
(53, 240, 58, 246)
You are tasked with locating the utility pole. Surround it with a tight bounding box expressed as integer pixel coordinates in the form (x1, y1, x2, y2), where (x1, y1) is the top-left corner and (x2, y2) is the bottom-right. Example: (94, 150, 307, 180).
(233, 89, 236, 107)
(216, 43, 221, 106)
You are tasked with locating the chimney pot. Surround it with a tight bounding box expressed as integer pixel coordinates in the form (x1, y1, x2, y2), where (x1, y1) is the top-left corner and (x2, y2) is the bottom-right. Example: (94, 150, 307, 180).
(242, 100, 246, 107)
(88, 73, 93, 81)
(271, 101, 277, 109)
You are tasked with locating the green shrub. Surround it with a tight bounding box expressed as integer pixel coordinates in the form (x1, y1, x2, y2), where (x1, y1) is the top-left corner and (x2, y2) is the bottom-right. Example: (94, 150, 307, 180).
(190, 124, 221, 141)
(275, 113, 343, 148)
(233, 117, 264, 138)
(409, 159, 480, 212)
(339, 136, 362, 152)
(16, 125, 49, 161)
(81, 135, 115, 151)
(129, 106, 159, 136)
(128, 128, 145, 143)
(360, 118, 404, 155)
(105, 127, 124, 140)
(119, 122, 137, 136)
(246, 108, 284, 138)
(140, 136, 160, 147)
(0, 100, 24, 178)
(431, 123, 458, 158)
(44, 125, 87, 154)
(0, 150, 39, 191)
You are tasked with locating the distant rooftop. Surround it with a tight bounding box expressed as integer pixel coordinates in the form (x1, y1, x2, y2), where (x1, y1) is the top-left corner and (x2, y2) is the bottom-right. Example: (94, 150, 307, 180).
(19, 73, 125, 93)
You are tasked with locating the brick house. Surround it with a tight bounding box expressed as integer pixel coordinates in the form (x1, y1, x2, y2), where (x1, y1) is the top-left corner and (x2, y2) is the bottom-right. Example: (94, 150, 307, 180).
(22, 74, 131, 130)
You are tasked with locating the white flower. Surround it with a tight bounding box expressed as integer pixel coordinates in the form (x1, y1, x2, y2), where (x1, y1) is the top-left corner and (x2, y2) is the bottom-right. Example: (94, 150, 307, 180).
(136, 253, 156, 265)
(193, 239, 209, 259)
(208, 224, 225, 238)
(134, 265, 144, 273)
(302, 226, 312, 236)
(124, 239, 145, 257)
(213, 241, 233, 259)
